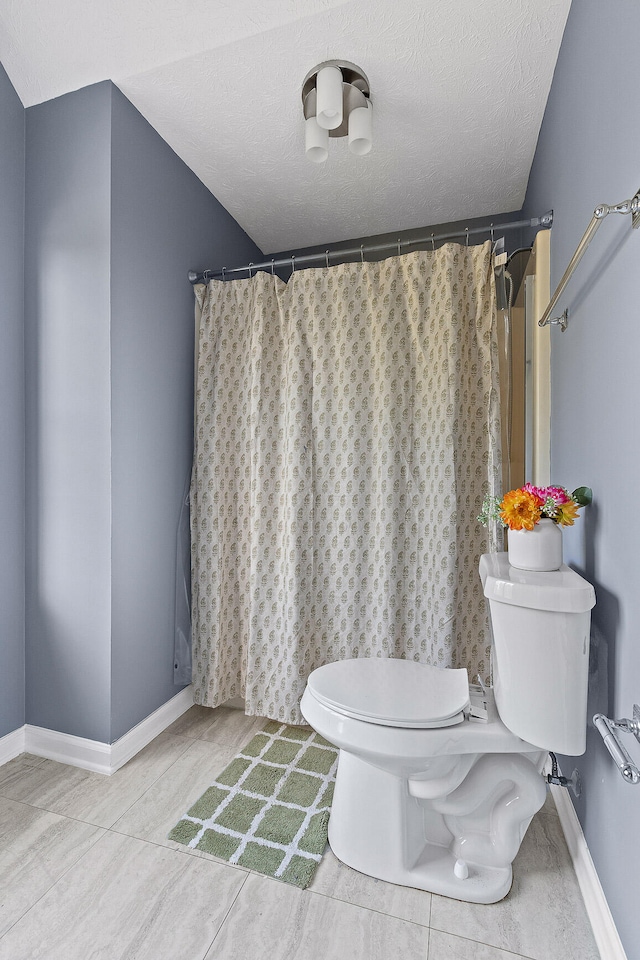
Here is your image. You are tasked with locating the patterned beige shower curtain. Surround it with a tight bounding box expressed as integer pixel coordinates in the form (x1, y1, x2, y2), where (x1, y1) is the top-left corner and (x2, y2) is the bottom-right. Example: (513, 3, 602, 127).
(191, 242, 501, 723)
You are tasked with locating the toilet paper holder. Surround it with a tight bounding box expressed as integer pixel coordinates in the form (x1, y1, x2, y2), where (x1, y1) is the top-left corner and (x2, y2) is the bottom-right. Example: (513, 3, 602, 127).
(593, 705, 640, 784)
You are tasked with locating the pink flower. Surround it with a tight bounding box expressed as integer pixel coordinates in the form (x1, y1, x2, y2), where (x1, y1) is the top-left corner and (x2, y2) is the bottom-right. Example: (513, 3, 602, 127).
(544, 485, 571, 505)
(522, 483, 546, 504)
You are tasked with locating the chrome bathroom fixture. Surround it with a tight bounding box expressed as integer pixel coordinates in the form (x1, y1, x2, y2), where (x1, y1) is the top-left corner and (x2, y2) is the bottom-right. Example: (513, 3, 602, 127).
(594, 705, 640, 784)
(188, 211, 553, 283)
(539, 187, 640, 331)
(302, 60, 372, 163)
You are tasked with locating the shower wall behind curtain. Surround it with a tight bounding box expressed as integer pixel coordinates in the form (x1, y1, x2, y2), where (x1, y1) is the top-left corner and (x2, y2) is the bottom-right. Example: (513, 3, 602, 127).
(191, 243, 501, 724)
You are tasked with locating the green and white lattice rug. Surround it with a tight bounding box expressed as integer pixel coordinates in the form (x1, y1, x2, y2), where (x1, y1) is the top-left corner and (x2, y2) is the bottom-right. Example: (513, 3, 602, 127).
(169, 721, 338, 888)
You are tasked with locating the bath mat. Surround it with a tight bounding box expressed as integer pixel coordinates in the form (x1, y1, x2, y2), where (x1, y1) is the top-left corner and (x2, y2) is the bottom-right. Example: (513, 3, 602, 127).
(168, 721, 338, 888)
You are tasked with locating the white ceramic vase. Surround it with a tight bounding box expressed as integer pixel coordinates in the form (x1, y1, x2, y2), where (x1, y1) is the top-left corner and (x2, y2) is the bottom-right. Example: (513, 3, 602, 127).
(507, 518, 563, 571)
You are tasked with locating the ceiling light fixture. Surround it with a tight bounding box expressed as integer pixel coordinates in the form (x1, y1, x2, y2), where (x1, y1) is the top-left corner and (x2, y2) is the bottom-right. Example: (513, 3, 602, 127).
(302, 60, 372, 164)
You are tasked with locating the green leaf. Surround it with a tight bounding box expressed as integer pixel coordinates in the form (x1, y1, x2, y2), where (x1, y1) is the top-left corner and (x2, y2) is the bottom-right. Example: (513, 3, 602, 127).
(572, 486, 592, 506)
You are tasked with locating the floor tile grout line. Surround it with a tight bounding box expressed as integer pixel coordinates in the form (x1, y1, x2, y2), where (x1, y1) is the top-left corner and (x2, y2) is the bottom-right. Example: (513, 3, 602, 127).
(0, 725, 276, 854)
(0, 819, 109, 946)
(107, 733, 256, 833)
(0, 802, 253, 949)
(0, 792, 109, 827)
(0, 819, 250, 957)
(427, 923, 539, 960)
(0, 737, 194, 831)
(0, 755, 48, 782)
(5, 805, 429, 954)
(104, 733, 195, 826)
(198, 865, 252, 958)
(306, 883, 432, 929)
(170, 720, 220, 742)
(107, 822, 434, 933)
(106, 824, 253, 876)
(121, 714, 434, 926)
(0, 733, 193, 826)
(193, 713, 267, 744)
(0, 793, 93, 823)
(293, 882, 435, 931)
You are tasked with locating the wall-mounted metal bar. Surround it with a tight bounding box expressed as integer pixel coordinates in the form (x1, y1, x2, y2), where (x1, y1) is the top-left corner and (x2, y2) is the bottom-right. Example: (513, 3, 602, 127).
(539, 189, 640, 332)
(188, 211, 553, 284)
(594, 706, 640, 784)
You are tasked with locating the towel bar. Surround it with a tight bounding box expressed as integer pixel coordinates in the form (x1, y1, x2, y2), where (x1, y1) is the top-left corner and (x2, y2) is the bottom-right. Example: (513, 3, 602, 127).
(539, 188, 640, 331)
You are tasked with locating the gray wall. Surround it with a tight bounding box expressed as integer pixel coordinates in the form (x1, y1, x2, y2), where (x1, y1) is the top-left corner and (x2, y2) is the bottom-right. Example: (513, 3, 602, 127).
(523, 0, 640, 953)
(25, 83, 114, 742)
(0, 63, 25, 739)
(23, 80, 262, 744)
(109, 86, 262, 740)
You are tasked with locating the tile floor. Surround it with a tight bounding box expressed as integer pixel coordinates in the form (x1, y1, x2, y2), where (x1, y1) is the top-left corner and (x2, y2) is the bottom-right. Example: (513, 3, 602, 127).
(0, 704, 601, 960)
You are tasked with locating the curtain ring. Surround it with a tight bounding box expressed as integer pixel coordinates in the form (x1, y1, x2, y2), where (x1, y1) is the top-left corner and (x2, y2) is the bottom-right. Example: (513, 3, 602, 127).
(222, 267, 226, 281)
(465, 228, 469, 247)
(397, 238, 402, 257)
(431, 234, 435, 252)
(248, 262, 254, 279)
(325, 250, 330, 268)
(271, 259, 275, 276)
(203, 269, 210, 282)
(360, 245, 365, 263)
(490, 223, 495, 243)
(291, 256, 296, 273)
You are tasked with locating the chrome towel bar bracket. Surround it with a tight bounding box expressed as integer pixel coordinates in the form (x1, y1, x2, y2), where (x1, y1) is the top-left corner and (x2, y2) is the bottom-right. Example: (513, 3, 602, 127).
(539, 187, 640, 331)
(593, 705, 640, 784)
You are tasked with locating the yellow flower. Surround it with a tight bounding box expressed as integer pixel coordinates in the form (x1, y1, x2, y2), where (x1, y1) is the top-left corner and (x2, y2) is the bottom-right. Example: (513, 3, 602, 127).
(499, 489, 542, 531)
(555, 499, 580, 526)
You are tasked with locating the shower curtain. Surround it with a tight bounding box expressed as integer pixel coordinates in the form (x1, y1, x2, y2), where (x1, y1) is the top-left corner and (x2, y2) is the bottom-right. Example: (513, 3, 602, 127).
(191, 242, 502, 724)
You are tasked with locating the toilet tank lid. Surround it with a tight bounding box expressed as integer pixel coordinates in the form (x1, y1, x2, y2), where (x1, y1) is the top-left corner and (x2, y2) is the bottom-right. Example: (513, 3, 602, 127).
(480, 553, 596, 613)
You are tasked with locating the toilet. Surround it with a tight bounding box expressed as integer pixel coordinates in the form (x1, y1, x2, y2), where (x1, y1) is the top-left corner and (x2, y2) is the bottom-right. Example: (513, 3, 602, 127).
(300, 552, 596, 903)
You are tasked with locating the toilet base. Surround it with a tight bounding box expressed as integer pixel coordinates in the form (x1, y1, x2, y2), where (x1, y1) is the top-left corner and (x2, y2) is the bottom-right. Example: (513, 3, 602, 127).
(327, 749, 546, 904)
(330, 826, 513, 903)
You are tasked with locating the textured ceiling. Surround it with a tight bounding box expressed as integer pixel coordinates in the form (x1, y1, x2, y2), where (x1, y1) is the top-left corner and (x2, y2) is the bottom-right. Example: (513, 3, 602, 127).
(0, 0, 571, 254)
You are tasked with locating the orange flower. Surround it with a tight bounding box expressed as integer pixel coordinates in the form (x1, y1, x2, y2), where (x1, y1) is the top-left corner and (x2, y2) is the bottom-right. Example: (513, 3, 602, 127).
(499, 488, 542, 531)
(555, 499, 580, 526)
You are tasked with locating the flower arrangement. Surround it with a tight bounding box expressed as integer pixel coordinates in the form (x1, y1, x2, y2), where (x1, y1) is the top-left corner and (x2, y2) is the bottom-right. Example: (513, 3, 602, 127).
(478, 483, 592, 531)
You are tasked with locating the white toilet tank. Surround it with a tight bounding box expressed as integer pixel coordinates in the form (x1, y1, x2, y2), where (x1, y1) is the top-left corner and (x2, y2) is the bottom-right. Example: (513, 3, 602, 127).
(480, 553, 596, 756)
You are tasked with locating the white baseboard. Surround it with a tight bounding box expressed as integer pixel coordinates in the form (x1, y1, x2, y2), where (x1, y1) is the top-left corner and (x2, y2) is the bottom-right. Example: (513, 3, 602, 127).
(550, 782, 628, 960)
(25, 725, 113, 774)
(1, 686, 193, 777)
(0, 725, 26, 767)
(109, 685, 194, 773)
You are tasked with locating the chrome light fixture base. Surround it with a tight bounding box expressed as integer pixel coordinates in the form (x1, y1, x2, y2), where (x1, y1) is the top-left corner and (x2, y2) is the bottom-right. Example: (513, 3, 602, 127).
(302, 60, 372, 160)
(302, 61, 370, 138)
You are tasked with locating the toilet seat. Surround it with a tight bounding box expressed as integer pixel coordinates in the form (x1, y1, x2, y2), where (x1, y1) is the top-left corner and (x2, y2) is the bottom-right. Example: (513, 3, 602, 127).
(307, 658, 470, 728)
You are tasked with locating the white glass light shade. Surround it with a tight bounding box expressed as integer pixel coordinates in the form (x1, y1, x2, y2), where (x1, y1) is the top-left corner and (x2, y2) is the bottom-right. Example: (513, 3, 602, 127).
(315, 64, 343, 130)
(348, 101, 373, 155)
(305, 115, 329, 163)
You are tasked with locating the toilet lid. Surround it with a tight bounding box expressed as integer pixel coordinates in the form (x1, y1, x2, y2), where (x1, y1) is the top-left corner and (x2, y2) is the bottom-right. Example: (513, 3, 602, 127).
(307, 658, 470, 728)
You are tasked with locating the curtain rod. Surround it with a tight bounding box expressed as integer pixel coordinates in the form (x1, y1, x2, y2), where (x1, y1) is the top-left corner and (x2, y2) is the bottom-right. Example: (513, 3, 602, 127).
(188, 211, 553, 284)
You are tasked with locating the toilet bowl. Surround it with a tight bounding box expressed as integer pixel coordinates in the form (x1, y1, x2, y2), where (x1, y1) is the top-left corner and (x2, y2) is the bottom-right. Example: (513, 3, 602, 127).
(300, 552, 596, 903)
